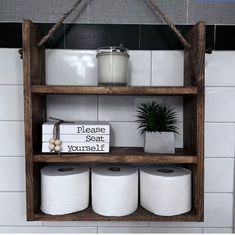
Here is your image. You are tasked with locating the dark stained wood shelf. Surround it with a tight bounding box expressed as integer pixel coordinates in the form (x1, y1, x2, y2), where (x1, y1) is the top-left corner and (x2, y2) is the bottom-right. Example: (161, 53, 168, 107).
(34, 206, 199, 221)
(22, 20, 205, 221)
(34, 147, 197, 164)
(31, 85, 198, 96)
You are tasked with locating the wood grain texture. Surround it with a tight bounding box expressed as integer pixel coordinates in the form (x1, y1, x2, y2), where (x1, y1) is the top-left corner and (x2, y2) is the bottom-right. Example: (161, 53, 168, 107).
(34, 147, 197, 164)
(31, 85, 198, 95)
(184, 21, 205, 222)
(23, 20, 205, 222)
(34, 207, 197, 221)
(22, 19, 46, 220)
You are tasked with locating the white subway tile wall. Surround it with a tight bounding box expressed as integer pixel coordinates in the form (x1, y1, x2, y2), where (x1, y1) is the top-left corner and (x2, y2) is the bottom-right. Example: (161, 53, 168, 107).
(47, 95, 98, 121)
(0, 85, 23, 120)
(46, 50, 97, 86)
(0, 157, 25, 191)
(0, 121, 24, 156)
(205, 123, 235, 157)
(205, 52, 235, 87)
(152, 51, 184, 86)
(128, 51, 151, 86)
(0, 48, 234, 233)
(205, 158, 234, 193)
(205, 87, 235, 122)
(0, 48, 23, 85)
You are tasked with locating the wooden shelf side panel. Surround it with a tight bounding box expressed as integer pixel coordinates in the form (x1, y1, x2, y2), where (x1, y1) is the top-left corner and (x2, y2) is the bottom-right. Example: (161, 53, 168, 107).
(22, 19, 46, 220)
(184, 21, 205, 221)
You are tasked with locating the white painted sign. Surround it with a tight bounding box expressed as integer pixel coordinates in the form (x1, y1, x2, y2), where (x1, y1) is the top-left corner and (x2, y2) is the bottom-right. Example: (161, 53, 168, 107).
(42, 134, 110, 143)
(42, 142, 110, 153)
(43, 121, 110, 135)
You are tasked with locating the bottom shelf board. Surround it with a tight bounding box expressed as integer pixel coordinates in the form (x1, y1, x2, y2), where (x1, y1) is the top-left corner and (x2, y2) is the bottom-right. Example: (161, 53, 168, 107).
(33, 207, 199, 221)
(34, 147, 197, 164)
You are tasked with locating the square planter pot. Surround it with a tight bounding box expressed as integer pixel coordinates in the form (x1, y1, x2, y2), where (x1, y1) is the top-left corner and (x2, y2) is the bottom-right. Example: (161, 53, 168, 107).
(144, 131, 175, 154)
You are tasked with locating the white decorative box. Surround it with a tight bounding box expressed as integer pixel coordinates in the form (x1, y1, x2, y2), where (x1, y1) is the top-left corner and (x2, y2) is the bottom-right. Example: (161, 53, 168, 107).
(42, 121, 110, 153)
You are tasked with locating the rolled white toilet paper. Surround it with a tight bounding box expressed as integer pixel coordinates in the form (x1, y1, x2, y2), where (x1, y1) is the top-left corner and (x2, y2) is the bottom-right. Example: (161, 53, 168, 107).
(41, 164, 89, 215)
(92, 165, 138, 216)
(140, 165, 191, 216)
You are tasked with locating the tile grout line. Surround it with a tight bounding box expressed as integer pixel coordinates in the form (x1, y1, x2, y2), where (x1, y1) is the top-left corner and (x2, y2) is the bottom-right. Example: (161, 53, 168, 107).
(186, 0, 189, 24)
(214, 25, 217, 50)
(87, 0, 90, 24)
(232, 123, 235, 230)
(150, 51, 152, 86)
(97, 95, 99, 121)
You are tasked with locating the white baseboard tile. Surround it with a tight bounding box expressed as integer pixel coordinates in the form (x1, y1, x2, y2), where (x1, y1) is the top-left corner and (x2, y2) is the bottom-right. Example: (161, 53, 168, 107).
(203, 227, 233, 233)
(0, 192, 42, 226)
(97, 227, 203, 233)
(0, 121, 24, 156)
(149, 193, 233, 228)
(0, 226, 97, 233)
(0, 157, 25, 191)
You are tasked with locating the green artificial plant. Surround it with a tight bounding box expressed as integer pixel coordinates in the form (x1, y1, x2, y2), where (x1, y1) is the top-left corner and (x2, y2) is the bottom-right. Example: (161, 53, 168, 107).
(136, 100, 179, 134)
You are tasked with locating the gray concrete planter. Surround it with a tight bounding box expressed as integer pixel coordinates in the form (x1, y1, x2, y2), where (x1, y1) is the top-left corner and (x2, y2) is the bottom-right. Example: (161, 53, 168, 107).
(144, 132, 175, 154)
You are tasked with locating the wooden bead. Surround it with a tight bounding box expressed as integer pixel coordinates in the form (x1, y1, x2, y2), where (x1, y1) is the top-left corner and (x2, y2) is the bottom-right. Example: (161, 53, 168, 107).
(55, 145, 62, 152)
(54, 139, 62, 146)
(49, 144, 55, 151)
(49, 138, 55, 144)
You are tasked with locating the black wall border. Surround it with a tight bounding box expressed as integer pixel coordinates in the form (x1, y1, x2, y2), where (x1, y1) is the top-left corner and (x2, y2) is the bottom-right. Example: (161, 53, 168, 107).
(0, 22, 233, 50)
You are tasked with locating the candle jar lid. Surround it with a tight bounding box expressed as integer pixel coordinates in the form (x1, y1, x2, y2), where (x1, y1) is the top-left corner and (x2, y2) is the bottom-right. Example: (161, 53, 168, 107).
(96, 44, 129, 58)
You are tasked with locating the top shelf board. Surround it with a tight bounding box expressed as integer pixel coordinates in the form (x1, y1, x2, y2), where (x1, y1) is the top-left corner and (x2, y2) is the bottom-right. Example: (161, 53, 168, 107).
(31, 85, 198, 96)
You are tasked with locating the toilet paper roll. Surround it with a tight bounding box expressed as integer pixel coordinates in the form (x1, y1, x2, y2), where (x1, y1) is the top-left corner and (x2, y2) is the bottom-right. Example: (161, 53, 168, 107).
(41, 164, 89, 215)
(92, 165, 138, 216)
(140, 165, 191, 216)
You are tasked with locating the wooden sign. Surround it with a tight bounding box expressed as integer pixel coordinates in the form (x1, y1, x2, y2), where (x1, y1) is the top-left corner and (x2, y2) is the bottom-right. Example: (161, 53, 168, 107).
(42, 142, 109, 153)
(42, 121, 110, 153)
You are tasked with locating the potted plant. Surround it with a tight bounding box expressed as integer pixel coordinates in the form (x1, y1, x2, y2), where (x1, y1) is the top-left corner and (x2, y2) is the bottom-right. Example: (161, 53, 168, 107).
(136, 100, 178, 154)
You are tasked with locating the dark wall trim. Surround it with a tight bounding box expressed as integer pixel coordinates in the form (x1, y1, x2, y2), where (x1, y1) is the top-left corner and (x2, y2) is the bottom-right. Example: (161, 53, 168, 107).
(0, 23, 232, 50)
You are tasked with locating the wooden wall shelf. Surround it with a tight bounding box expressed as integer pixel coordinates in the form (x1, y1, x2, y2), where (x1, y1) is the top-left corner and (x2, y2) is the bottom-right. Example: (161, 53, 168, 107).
(31, 85, 198, 95)
(22, 19, 205, 222)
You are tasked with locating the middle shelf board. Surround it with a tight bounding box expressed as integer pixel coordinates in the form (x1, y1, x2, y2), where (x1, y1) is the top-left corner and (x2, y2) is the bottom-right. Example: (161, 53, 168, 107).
(31, 85, 198, 96)
(34, 147, 197, 164)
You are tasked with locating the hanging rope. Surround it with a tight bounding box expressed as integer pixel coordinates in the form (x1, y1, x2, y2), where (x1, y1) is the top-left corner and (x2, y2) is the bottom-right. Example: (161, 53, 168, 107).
(38, 0, 82, 47)
(147, 0, 191, 49)
(19, 0, 191, 58)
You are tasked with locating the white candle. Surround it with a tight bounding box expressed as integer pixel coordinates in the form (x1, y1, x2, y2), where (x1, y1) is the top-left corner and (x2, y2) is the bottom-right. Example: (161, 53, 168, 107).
(96, 47, 129, 85)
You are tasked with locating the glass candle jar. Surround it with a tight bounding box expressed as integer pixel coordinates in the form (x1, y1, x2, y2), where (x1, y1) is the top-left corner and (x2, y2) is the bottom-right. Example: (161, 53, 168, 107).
(96, 46, 130, 86)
